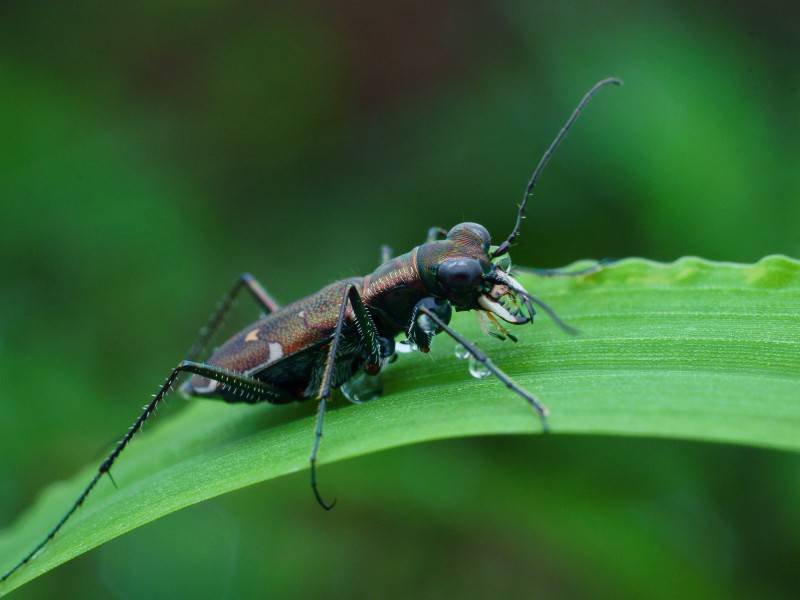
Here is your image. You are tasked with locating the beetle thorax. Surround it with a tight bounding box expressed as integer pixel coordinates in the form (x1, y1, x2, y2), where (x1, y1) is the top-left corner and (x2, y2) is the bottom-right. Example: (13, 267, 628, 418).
(361, 248, 429, 335)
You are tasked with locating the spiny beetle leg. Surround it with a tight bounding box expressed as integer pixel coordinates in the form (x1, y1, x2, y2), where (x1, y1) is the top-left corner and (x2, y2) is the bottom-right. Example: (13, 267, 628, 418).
(178, 361, 290, 404)
(185, 272, 281, 363)
(407, 297, 452, 353)
(310, 284, 382, 510)
(0, 360, 288, 584)
(418, 305, 550, 432)
(344, 286, 382, 374)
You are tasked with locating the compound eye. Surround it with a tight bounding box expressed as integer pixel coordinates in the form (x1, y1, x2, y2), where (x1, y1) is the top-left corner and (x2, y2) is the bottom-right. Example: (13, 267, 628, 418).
(437, 258, 483, 292)
(446, 222, 491, 250)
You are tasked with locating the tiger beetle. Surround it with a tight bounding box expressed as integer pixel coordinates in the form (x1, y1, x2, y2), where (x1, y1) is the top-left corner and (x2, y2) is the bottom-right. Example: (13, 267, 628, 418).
(1, 77, 621, 584)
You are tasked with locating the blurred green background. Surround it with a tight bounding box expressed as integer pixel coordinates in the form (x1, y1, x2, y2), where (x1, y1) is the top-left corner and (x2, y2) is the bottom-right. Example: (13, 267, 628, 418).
(1, 1, 799, 598)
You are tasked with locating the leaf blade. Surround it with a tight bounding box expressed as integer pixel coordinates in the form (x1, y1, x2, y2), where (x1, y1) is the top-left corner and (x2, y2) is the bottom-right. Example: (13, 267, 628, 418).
(1, 255, 798, 594)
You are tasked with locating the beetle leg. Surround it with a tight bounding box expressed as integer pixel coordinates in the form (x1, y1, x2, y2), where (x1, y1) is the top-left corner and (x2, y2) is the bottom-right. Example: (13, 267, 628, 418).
(179, 362, 291, 404)
(309, 284, 381, 510)
(309, 398, 334, 509)
(309, 291, 349, 511)
(348, 287, 382, 373)
(418, 305, 550, 432)
(0, 360, 288, 584)
(407, 297, 452, 352)
(426, 226, 448, 242)
(185, 273, 281, 363)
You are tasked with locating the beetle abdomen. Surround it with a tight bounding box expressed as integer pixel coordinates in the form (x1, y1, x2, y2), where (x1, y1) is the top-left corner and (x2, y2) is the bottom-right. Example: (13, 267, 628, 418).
(183, 278, 364, 402)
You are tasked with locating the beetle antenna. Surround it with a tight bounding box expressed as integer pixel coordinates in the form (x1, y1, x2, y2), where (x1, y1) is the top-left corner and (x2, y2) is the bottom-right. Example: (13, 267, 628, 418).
(524, 293, 579, 336)
(491, 77, 623, 258)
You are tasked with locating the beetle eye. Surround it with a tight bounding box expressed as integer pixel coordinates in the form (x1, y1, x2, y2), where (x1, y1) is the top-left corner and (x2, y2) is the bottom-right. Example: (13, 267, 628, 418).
(437, 258, 483, 292)
(446, 222, 491, 251)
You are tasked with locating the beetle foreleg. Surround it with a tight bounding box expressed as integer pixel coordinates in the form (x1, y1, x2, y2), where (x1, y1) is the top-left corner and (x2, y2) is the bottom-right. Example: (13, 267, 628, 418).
(418, 306, 550, 432)
(407, 297, 452, 352)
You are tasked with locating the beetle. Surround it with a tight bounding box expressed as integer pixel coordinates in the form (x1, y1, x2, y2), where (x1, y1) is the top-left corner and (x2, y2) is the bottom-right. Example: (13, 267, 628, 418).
(1, 77, 621, 583)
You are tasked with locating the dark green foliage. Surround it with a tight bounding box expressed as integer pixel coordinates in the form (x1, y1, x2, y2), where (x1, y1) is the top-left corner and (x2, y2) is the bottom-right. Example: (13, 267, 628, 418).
(2, 1, 799, 598)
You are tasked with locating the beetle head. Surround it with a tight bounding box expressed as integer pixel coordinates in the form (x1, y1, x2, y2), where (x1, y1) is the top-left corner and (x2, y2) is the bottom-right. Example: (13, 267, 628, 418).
(416, 79, 623, 331)
(418, 222, 532, 325)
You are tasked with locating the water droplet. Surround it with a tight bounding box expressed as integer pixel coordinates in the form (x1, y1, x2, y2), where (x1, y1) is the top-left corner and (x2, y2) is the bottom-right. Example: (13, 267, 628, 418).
(454, 345, 470, 360)
(395, 341, 418, 354)
(341, 371, 383, 404)
(468, 357, 491, 379)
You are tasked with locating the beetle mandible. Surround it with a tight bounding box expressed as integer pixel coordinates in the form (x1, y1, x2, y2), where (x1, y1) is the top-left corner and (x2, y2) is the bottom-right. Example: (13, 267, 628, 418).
(1, 77, 621, 584)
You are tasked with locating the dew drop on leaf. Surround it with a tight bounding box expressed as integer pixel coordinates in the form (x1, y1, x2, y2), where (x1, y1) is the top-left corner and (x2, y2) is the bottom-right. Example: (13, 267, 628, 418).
(454, 345, 470, 360)
(468, 357, 491, 379)
(341, 371, 383, 404)
(396, 341, 418, 353)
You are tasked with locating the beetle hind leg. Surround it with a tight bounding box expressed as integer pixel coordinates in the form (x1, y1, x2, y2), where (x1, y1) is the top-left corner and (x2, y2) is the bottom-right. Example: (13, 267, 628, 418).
(0, 360, 289, 584)
(309, 284, 383, 510)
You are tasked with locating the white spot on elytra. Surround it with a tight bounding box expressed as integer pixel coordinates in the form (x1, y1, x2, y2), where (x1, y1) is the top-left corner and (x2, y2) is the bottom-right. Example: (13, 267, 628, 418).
(267, 342, 284, 364)
(245, 328, 260, 342)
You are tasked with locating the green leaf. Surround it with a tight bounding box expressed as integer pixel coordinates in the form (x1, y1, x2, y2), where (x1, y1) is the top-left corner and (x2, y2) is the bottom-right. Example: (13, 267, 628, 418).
(1, 255, 798, 594)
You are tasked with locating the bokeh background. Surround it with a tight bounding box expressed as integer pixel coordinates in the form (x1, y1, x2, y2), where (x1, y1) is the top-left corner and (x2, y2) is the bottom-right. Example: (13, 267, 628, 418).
(1, 1, 799, 598)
